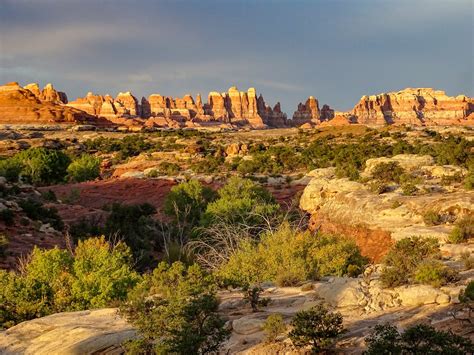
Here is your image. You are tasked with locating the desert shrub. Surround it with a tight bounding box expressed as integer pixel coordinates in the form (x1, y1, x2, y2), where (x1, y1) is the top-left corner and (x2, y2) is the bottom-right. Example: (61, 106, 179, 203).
(120, 262, 230, 354)
(13, 147, 71, 185)
(289, 304, 345, 353)
(218, 223, 367, 289)
(0, 208, 14, 226)
(191, 155, 224, 174)
(263, 314, 286, 343)
(67, 154, 101, 182)
(401, 182, 419, 196)
(365, 323, 473, 354)
(0, 158, 22, 182)
(464, 170, 474, 190)
(460, 252, 474, 270)
(242, 284, 270, 312)
(380, 236, 441, 287)
(201, 177, 280, 228)
(448, 215, 474, 243)
(370, 162, 404, 183)
(164, 179, 216, 228)
(369, 180, 390, 194)
(85, 135, 153, 160)
(423, 210, 442, 226)
(0, 237, 139, 329)
(413, 259, 459, 288)
(157, 161, 180, 175)
(41, 189, 57, 202)
(0, 234, 8, 256)
(18, 198, 63, 230)
(459, 280, 474, 303)
(103, 203, 157, 266)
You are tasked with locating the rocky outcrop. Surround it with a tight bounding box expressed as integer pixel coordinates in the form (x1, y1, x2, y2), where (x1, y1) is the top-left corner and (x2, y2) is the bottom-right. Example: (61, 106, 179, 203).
(299, 161, 474, 258)
(291, 96, 334, 127)
(0, 82, 96, 125)
(351, 88, 474, 125)
(0, 308, 136, 354)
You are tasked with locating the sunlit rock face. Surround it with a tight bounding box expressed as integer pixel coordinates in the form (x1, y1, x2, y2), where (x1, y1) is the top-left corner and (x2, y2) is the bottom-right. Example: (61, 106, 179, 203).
(291, 96, 335, 127)
(0, 82, 94, 125)
(351, 88, 474, 125)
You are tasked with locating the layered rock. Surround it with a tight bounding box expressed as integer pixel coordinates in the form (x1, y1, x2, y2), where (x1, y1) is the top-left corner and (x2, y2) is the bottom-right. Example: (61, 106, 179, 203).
(0, 82, 96, 125)
(351, 88, 474, 125)
(292, 96, 334, 127)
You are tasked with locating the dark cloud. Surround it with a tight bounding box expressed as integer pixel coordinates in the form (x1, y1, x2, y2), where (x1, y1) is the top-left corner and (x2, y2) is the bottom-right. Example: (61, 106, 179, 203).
(0, 0, 472, 112)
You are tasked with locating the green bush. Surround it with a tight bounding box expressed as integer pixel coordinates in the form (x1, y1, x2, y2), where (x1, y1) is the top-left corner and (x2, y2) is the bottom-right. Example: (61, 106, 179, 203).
(289, 304, 345, 353)
(0, 158, 22, 182)
(164, 180, 216, 228)
(371, 162, 404, 183)
(423, 210, 443, 226)
(67, 154, 101, 182)
(0, 234, 8, 257)
(157, 161, 180, 176)
(18, 198, 63, 230)
(460, 252, 474, 270)
(13, 147, 71, 185)
(263, 313, 286, 343)
(448, 215, 474, 243)
(401, 182, 419, 196)
(365, 323, 473, 354)
(218, 223, 367, 289)
(380, 236, 441, 287)
(120, 262, 230, 354)
(0, 237, 140, 329)
(201, 177, 280, 228)
(464, 170, 474, 190)
(369, 180, 390, 194)
(104, 203, 157, 267)
(0, 208, 14, 226)
(413, 259, 459, 288)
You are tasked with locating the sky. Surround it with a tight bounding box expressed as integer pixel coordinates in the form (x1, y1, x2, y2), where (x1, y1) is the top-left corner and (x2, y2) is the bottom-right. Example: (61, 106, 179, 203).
(0, 0, 472, 113)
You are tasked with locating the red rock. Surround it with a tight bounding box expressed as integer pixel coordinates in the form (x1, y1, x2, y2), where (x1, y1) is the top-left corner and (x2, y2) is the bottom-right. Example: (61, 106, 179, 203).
(352, 88, 474, 125)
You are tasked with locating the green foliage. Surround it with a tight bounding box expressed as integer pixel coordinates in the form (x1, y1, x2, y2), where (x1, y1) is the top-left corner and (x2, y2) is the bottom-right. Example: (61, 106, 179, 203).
(365, 323, 473, 354)
(218, 223, 367, 289)
(460, 252, 474, 270)
(157, 161, 180, 176)
(18, 198, 64, 230)
(0, 208, 14, 226)
(401, 182, 419, 196)
(164, 180, 216, 228)
(0, 158, 22, 182)
(464, 169, 474, 190)
(104, 203, 157, 266)
(448, 215, 474, 243)
(369, 181, 390, 194)
(191, 155, 224, 174)
(459, 280, 474, 303)
(201, 177, 280, 228)
(0, 234, 8, 257)
(13, 147, 71, 185)
(0, 237, 139, 329)
(380, 236, 442, 287)
(67, 154, 101, 182)
(289, 304, 345, 353)
(413, 259, 459, 288)
(84, 135, 153, 161)
(120, 262, 230, 354)
(371, 162, 404, 183)
(423, 210, 443, 226)
(263, 313, 286, 343)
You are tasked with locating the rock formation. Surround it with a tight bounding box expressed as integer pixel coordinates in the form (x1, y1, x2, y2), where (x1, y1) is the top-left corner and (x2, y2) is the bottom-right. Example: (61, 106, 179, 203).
(0, 82, 96, 125)
(2, 81, 472, 129)
(351, 88, 474, 125)
(292, 96, 334, 127)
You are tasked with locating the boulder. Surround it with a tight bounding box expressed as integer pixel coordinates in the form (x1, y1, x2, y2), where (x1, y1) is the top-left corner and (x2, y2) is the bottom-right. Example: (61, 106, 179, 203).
(364, 154, 435, 175)
(0, 308, 136, 355)
(313, 278, 365, 308)
(395, 285, 447, 306)
(232, 315, 265, 335)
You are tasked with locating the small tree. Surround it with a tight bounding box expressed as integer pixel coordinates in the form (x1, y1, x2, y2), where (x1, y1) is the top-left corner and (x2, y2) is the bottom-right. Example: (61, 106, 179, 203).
(164, 179, 216, 228)
(67, 154, 101, 182)
(365, 323, 473, 354)
(289, 304, 345, 353)
(121, 262, 230, 354)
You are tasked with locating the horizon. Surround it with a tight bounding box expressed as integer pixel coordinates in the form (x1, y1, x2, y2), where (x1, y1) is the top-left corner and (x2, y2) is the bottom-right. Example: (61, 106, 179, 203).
(1, 0, 473, 113)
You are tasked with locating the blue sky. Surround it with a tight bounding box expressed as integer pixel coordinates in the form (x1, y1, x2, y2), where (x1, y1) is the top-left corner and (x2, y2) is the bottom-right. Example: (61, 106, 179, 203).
(0, 0, 472, 113)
